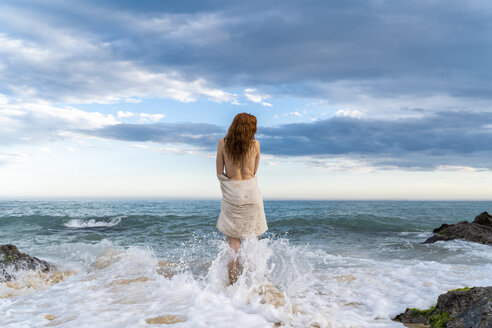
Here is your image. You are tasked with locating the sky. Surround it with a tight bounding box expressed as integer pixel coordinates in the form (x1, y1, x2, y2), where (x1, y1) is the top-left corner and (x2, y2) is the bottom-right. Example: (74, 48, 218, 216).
(0, 0, 491, 200)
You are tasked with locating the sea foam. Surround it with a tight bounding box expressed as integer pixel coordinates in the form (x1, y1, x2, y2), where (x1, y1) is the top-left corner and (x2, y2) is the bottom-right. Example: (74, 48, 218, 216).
(63, 216, 122, 228)
(1, 236, 491, 328)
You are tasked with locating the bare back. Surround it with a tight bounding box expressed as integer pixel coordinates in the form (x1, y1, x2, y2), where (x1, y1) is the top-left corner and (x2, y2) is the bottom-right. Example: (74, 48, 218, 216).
(216, 138, 260, 180)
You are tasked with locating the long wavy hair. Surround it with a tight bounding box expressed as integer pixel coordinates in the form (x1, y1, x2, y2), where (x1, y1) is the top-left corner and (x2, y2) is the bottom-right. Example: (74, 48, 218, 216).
(224, 113, 257, 167)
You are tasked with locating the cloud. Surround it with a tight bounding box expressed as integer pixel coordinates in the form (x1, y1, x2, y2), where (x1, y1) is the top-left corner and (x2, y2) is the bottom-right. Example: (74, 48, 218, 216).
(1, 0, 492, 173)
(305, 157, 375, 173)
(335, 109, 364, 119)
(117, 111, 135, 118)
(118, 111, 166, 122)
(1, 1, 491, 114)
(435, 165, 479, 172)
(0, 152, 28, 166)
(258, 111, 492, 169)
(285, 111, 303, 117)
(65, 1, 492, 103)
(0, 33, 55, 63)
(81, 110, 492, 170)
(244, 88, 273, 107)
(134, 12, 230, 46)
(259, 111, 492, 156)
(83, 122, 225, 149)
(0, 30, 238, 105)
(139, 113, 165, 122)
(0, 95, 118, 145)
(129, 143, 150, 149)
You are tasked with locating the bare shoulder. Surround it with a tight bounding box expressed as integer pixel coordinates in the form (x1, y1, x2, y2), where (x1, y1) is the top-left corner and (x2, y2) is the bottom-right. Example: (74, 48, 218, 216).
(217, 138, 225, 152)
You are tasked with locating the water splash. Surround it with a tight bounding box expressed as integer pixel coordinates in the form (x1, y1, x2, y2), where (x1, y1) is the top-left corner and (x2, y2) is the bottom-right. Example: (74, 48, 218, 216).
(203, 236, 329, 327)
(0, 234, 491, 327)
(64, 216, 122, 228)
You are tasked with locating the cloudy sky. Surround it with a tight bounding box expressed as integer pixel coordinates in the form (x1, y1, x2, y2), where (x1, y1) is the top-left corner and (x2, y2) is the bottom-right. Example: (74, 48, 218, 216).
(1, 0, 491, 200)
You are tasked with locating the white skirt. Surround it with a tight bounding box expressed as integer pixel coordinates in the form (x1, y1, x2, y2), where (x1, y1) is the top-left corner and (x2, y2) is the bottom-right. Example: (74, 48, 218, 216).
(216, 174, 268, 239)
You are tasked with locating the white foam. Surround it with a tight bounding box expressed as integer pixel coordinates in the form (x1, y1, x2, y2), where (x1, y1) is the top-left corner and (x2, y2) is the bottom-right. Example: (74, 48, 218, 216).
(1, 237, 491, 328)
(398, 231, 432, 238)
(64, 216, 122, 228)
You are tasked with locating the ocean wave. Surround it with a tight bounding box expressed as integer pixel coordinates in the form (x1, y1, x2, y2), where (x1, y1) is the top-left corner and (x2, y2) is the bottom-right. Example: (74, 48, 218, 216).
(64, 216, 122, 228)
(1, 237, 491, 328)
(270, 214, 426, 233)
(0, 269, 77, 299)
(398, 231, 432, 238)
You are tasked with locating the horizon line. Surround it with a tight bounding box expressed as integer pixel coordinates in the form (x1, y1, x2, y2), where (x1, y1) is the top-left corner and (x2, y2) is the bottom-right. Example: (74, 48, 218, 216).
(0, 197, 491, 202)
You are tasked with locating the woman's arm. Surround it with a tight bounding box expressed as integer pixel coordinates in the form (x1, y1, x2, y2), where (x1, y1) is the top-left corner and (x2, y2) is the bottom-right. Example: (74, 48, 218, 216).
(254, 140, 260, 175)
(216, 138, 225, 175)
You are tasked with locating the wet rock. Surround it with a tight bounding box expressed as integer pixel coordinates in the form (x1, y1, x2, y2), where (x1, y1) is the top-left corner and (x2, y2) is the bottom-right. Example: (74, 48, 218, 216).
(438, 287, 492, 328)
(334, 274, 357, 282)
(145, 314, 185, 324)
(1, 244, 55, 282)
(90, 248, 122, 270)
(394, 286, 492, 328)
(46, 271, 76, 284)
(473, 211, 492, 227)
(255, 284, 286, 308)
(44, 314, 56, 321)
(0, 267, 12, 282)
(44, 314, 77, 327)
(394, 308, 432, 327)
(423, 212, 492, 245)
(156, 261, 177, 278)
(107, 276, 152, 287)
(1, 270, 76, 298)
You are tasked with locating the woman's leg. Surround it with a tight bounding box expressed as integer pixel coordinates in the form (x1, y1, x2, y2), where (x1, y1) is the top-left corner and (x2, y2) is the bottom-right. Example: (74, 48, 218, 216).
(227, 236, 241, 284)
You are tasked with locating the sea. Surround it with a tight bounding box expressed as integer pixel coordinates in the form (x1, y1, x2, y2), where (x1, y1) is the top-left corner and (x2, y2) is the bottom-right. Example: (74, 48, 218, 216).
(0, 200, 491, 328)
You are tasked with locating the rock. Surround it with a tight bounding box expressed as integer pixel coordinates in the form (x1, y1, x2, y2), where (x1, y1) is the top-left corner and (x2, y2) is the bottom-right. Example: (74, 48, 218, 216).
(0, 267, 12, 282)
(432, 223, 451, 234)
(473, 211, 492, 227)
(90, 248, 122, 269)
(44, 314, 56, 321)
(334, 274, 357, 282)
(394, 309, 429, 326)
(44, 314, 77, 327)
(424, 212, 492, 245)
(394, 286, 492, 328)
(156, 261, 177, 278)
(438, 287, 492, 328)
(1, 270, 76, 299)
(254, 284, 286, 308)
(0, 244, 55, 282)
(145, 315, 185, 324)
(107, 276, 152, 287)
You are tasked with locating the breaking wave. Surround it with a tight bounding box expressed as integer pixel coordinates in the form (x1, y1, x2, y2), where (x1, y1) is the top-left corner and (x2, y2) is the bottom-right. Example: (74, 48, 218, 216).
(64, 216, 122, 228)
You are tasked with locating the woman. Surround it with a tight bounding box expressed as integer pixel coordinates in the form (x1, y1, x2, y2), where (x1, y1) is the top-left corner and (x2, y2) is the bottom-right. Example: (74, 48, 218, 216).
(215, 112, 268, 284)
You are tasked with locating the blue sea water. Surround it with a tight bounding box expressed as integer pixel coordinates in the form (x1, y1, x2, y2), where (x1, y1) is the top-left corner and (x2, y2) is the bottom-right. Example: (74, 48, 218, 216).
(1, 200, 491, 327)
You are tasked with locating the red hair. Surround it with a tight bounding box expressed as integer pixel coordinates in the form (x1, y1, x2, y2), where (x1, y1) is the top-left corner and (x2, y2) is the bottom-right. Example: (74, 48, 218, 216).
(224, 113, 257, 167)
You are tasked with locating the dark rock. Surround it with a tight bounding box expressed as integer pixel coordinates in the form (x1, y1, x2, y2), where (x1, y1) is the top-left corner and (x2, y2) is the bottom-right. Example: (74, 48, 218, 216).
(424, 212, 492, 245)
(0, 266, 12, 282)
(433, 223, 450, 234)
(393, 309, 429, 325)
(473, 211, 492, 227)
(438, 287, 492, 328)
(0, 244, 55, 282)
(394, 287, 492, 328)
